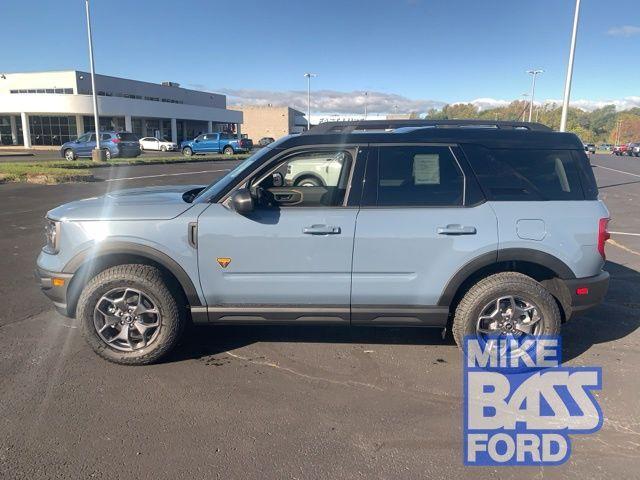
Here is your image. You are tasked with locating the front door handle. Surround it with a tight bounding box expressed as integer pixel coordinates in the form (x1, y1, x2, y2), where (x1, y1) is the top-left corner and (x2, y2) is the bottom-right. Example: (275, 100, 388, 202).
(437, 224, 477, 235)
(303, 224, 341, 235)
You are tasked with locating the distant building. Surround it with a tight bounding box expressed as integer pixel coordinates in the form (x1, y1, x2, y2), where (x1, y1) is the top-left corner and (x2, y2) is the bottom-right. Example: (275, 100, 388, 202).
(0, 70, 242, 147)
(230, 105, 307, 141)
(386, 112, 420, 120)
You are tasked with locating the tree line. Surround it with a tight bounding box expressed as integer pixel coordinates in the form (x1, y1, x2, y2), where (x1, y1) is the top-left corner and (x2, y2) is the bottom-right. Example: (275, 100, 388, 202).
(425, 102, 640, 145)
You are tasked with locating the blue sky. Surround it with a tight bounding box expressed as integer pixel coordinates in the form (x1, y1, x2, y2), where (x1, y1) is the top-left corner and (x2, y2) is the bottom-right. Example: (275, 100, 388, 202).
(2, 0, 638, 115)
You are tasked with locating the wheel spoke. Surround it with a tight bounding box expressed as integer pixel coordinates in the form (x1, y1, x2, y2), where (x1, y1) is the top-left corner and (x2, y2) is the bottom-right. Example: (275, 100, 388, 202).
(106, 324, 131, 349)
(99, 311, 120, 327)
(133, 319, 159, 336)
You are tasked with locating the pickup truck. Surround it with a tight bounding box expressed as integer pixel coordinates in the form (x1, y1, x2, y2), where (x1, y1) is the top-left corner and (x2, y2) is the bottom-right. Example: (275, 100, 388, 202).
(180, 132, 252, 156)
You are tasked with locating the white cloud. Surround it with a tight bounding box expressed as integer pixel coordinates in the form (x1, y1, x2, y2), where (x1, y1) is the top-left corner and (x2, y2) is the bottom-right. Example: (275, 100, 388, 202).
(607, 25, 640, 37)
(543, 97, 640, 111)
(191, 85, 640, 116)
(211, 87, 445, 116)
(455, 98, 512, 110)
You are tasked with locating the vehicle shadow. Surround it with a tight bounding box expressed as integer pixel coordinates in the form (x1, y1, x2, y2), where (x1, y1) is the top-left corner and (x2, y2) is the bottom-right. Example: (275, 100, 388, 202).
(167, 324, 451, 363)
(562, 260, 640, 362)
(166, 261, 640, 365)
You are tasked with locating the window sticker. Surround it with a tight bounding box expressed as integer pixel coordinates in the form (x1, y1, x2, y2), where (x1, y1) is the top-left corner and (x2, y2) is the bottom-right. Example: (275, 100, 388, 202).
(413, 154, 440, 185)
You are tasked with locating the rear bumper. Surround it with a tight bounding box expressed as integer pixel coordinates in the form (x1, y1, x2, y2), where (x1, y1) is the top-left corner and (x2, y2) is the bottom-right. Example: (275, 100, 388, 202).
(35, 267, 74, 317)
(116, 146, 141, 157)
(562, 271, 609, 319)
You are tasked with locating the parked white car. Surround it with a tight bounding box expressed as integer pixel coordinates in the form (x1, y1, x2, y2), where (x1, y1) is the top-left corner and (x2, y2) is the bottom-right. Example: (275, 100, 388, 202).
(284, 151, 346, 187)
(139, 137, 178, 152)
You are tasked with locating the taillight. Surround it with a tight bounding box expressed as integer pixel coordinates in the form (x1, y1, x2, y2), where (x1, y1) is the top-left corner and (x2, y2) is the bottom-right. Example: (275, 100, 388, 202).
(112, 137, 121, 143)
(598, 217, 610, 260)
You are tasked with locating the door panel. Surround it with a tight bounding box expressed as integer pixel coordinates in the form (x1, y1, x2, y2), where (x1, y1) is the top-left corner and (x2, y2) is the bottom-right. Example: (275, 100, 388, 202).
(351, 144, 498, 325)
(197, 204, 358, 321)
(79, 134, 96, 155)
(200, 134, 218, 152)
(352, 204, 498, 310)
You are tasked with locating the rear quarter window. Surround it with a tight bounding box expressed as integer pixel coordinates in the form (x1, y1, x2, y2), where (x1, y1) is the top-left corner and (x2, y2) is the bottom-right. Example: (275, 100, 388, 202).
(118, 133, 139, 141)
(462, 145, 587, 201)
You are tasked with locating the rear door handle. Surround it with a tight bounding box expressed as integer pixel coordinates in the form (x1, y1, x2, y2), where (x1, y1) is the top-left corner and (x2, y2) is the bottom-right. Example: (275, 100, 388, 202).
(437, 224, 477, 235)
(303, 224, 341, 235)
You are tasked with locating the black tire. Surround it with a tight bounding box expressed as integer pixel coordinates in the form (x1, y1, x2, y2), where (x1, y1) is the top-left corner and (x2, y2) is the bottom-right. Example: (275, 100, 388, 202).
(104, 149, 112, 161)
(223, 146, 234, 155)
(294, 175, 322, 187)
(64, 148, 76, 161)
(161, 145, 167, 152)
(451, 272, 560, 349)
(77, 264, 184, 365)
(183, 146, 193, 157)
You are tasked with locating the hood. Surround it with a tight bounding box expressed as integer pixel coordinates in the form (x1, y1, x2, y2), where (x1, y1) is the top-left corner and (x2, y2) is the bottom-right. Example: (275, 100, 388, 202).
(47, 185, 206, 221)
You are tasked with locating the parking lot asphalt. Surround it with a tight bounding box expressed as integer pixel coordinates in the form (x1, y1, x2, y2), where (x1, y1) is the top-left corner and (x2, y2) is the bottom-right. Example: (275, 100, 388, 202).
(0, 154, 639, 479)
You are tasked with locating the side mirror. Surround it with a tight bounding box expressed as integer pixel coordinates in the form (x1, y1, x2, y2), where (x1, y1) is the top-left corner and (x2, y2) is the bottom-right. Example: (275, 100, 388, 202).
(230, 188, 254, 215)
(272, 172, 284, 187)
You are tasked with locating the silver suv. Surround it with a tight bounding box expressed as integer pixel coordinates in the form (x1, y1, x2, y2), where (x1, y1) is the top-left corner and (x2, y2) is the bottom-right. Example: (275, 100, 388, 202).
(36, 120, 610, 365)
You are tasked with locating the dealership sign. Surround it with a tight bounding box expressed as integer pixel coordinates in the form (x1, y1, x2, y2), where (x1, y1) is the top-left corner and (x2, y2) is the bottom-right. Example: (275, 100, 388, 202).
(463, 336, 603, 466)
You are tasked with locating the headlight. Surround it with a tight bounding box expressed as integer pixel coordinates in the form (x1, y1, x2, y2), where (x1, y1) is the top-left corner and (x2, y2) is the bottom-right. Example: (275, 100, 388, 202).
(43, 218, 60, 254)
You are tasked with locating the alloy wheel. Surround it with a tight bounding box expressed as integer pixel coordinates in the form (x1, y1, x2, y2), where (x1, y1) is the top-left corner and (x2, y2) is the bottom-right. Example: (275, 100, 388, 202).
(93, 287, 161, 352)
(475, 295, 544, 354)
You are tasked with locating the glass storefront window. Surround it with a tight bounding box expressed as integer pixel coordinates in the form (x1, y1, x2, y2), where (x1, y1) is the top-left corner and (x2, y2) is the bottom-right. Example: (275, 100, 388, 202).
(28, 115, 76, 146)
(83, 116, 125, 134)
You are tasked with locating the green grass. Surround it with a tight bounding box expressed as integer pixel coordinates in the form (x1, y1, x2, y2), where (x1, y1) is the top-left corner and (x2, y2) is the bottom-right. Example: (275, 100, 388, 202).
(0, 153, 249, 184)
(0, 164, 93, 184)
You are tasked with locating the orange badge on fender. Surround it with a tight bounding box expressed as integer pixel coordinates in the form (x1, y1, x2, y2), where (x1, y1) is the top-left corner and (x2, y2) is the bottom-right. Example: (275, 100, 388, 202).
(217, 257, 231, 268)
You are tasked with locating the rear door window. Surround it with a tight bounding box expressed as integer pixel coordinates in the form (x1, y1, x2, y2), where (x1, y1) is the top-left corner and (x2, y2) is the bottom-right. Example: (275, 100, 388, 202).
(373, 146, 464, 206)
(462, 146, 585, 201)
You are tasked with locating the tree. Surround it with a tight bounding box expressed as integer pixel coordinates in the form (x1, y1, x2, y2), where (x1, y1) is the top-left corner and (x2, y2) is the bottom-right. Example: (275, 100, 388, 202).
(609, 114, 640, 145)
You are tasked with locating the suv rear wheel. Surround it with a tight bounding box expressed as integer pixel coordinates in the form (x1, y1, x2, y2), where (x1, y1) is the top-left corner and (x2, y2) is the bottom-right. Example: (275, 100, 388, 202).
(183, 146, 193, 156)
(452, 272, 560, 352)
(77, 264, 184, 365)
(223, 146, 234, 155)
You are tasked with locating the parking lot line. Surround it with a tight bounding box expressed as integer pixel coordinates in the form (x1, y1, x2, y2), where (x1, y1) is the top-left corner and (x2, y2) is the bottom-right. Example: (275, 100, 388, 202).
(609, 239, 640, 257)
(610, 231, 640, 237)
(593, 164, 640, 179)
(103, 168, 231, 182)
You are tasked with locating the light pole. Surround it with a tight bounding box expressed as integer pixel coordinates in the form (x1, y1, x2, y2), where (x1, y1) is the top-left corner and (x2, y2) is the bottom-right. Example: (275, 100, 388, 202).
(303, 73, 317, 130)
(84, 0, 101, 155)
(526, 69, 543, 122)
(615, 120, 622, 147)
(560, 0, 581, 132)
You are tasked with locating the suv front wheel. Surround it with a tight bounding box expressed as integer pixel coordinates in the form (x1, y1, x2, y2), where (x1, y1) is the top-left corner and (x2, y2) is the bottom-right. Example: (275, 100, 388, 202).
(77, 264, 184, 365)
(452, 272, 561, 351)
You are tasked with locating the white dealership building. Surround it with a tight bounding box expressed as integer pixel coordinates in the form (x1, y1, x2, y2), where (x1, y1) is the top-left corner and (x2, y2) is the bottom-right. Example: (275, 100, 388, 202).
(0, 70, 243, 147)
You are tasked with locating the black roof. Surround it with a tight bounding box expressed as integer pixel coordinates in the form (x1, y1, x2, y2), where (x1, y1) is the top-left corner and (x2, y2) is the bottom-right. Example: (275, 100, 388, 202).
(277, 120, 583, 150)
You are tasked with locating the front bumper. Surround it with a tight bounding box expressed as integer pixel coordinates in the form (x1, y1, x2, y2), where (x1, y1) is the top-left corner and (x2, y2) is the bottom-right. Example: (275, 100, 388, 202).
(562, 271, 610, 318)
(35, 267, 74, 316)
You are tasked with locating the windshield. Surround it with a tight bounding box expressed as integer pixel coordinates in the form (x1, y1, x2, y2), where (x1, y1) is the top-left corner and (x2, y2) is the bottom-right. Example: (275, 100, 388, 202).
(193, 146, 274, 202)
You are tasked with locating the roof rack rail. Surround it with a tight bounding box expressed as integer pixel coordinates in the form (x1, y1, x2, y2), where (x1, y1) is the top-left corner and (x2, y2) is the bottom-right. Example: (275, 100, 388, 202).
(305, 119, 553, 134)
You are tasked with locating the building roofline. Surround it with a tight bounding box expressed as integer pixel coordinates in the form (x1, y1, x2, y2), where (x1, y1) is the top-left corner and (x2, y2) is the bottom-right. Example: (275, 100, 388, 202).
(1, 69, 225, 97)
